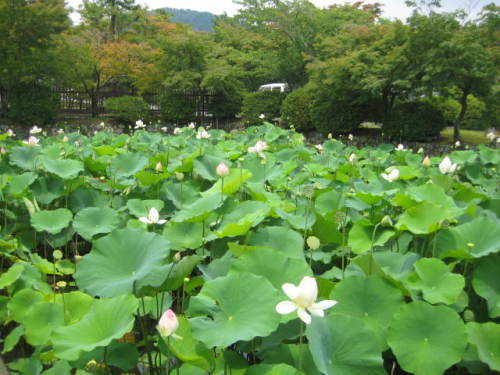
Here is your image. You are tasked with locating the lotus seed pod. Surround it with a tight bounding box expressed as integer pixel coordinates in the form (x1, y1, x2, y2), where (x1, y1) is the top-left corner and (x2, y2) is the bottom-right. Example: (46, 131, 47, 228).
(307, 236, 321, 250)
(463, 309, 475, 322)
(53, 250, 63, 260)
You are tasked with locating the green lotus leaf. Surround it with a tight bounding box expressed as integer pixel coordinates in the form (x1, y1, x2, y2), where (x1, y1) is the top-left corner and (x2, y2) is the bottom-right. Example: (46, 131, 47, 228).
(52, 294, 139, 361)
(315, 189, 345, 219)
(348, 219, 395, 254)
(162, 255, 202, 291)
(387, 302, 467, 375)
(7, 172, 37, 196)
(126, 199, 164, 218)
(163, 221, 204, 250)
(136, 171, 170, 186)
(261, 343, 320, 375)
(41, 157, 84, 179)
(53, 291, 94, 325)
(167, 316, 215, 371)
(31, 177, 65, 205)
(231, 247, 312, 291)
(23, 301, 65, 346)
(31, 208, 73, 234)
(172, 194, 225, 223)
(2, 325, 24, 354)
(9, 146, 41, 170)
(435, 216, 500, 259)
(160, 180, 200, 209)
(110, 152, 149, 178)
(472, 254, 500, 318)
(70, 186, 109, 212)
(193, 154, 226, 181)
(245, 363, 298, 375)
(72, 207, 121, 240)
(466, 322, 500, 371)
(0, 263, 24, 289)
(75, 229, 171, 297)
(7, 289, 44, 323)
(396, 201, 461, 235)
(276, 206, 316, 230)
(188, 272, 281, 348)
(41, 360, 72, 375)
(306, 313, 386, 375)
(405, 258, 465, 305)
(247, 226, 305, 260)
(202, 168, 252, 196)
(215, 201, 270, 238)
(331, 275, 405, 349)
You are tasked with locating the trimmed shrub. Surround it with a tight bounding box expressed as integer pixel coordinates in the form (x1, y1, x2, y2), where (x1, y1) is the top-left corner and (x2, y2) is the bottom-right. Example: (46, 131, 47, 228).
(104, 96, 149, 124)
(159, 91, 197, 125)
(241, 91, 286, 125)
(383, 100, 447, 141)
(280, 87, 314, 131)
(8, 84, 59, 125)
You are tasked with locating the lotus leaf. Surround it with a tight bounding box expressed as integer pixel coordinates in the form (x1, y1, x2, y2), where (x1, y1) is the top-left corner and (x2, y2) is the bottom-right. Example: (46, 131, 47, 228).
(472, 254, 500, 318)
(466, 322, 500, 371)
(72, 207, 120, 240)
(41, 157, 84, 179)
(31, 208, 73, 234)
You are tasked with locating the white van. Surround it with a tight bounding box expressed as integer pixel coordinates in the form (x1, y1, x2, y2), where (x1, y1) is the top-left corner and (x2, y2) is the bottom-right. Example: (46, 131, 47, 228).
(258, 83, 289, 93)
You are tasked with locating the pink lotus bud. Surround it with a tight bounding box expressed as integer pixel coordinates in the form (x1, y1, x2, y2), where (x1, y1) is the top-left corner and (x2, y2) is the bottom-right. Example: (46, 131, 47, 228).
(216, 162, 230, 177)
(158, 309, 179, 337)
(155, 162, 163, 171)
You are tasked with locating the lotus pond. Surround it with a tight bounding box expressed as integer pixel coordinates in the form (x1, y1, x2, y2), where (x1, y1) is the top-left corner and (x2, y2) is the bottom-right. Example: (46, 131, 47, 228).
(0, 123, 499, 375)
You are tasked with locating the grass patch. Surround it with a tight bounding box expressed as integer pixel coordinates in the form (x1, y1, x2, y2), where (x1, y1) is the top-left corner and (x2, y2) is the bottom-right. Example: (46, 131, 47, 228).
(439, 127, 489, 145)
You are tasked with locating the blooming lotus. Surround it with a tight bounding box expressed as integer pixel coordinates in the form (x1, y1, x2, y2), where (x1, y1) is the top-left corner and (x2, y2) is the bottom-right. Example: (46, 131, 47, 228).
(216, 162, 230, 177)
(173, 127, 181, 134)
(348, 134, 354, 141)
(315, 144, 323, 152)
(30, 125, 42, 134)
(276, 276, 337, 324)
(196, 129, 210, 139)
(248, 140, 267, 153)
(396, 144, 405, 151)
(439, 156, 457, 174)
(381, 168, 400, 182)
(486, 131, 496, 142)
(417, 147, 424, 154)
(161, 126, 168, 132)
(7, 129, 15, 137)
(57, 128, 64, 134)
(455, 140, 461, 147)
(259, 113, 265, 119)
(139, 207, 166, 225)
(158, 309, 179, 337)
(135, 120, 145, 129)
(23, 136, 39, 146)
(349, 153, 357, 163)
(188, 122, 196, 129)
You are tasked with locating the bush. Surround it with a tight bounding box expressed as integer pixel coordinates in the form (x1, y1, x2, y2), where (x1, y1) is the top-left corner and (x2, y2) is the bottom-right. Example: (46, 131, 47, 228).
(280, 87, 314, 131)
(426, 95, 489, 130)
(383, 100, 447, 141)
(8, 84, 59, 125)
(241, 91, 286, 125)
(209, 88, 243, 120)
(159, 91, 197, 125)
(104, 96, 149, 124)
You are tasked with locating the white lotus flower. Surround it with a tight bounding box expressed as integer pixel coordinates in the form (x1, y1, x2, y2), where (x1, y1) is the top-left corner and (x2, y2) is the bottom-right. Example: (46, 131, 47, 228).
(348, 134, 354, 141)
(196, 129, 210, 139)
(439, 156, 457, 174)
(396, 144, 405, 151)
(216, 162, 230, 177)
(23, 136, 39, 146)
(417, 147, 424, 154)
(455, 140, 461, 147)
(173, 127, 181, 134)
(349, 153, 357, 163)
(161, 126, 168, 132)
(328, 133, 332, 139)
(30, 125, 42, 134)
(57, 128, 64, 134)
(188, 122, 196, 129)
(248, 140, 267, 154)
(135, 120, 145, 129)
(422, 156, 431, 167)
(158, 309, 179, 337)
(155, 162, 163, 172)
(486, 132, 496, 142)
(99, 122, 105, 128)
(381, 168, 400, 182)
(276, 276, 337, 324)
(62, 135, 69, 142)
(259, 114, 265, 119)
(315, 144, 323, 152)
(6, 129, 15, 137)
(139, 207, 166, 225)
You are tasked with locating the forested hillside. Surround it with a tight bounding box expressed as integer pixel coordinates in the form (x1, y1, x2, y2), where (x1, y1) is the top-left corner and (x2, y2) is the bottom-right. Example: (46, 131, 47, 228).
(159, 7, 215, 31)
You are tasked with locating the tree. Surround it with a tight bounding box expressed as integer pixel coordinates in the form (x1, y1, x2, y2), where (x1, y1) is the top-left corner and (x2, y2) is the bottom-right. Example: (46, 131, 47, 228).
(0, 0, 69, 117)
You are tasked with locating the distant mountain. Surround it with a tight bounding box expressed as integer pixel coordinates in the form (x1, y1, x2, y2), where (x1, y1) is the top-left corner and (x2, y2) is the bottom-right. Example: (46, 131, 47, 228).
(160, 8, 216, 32)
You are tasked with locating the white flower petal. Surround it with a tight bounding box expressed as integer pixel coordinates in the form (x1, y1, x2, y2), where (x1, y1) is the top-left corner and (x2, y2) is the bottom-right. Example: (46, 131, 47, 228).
(157, 219, 167, 225)
(282, 283, 298, 300)
(308, 307, 325, 317)
(149, 208, 159, 223)
(276, 301, 297, 315)
(139, 217, 151, 224)
(312, 300, 337, 311)
(297, 308, 311, 324)
(296, 276, 317, 307)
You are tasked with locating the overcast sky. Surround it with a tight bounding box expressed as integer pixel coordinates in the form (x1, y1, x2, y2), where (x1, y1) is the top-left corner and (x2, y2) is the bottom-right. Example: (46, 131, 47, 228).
(67, 0, 496, 23)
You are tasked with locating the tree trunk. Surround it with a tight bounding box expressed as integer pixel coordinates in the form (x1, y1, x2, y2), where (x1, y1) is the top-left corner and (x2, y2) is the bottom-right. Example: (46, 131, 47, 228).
(453, 90, 468, 142)
(0, 86, 8, 118)
(91, 91, 99, 117)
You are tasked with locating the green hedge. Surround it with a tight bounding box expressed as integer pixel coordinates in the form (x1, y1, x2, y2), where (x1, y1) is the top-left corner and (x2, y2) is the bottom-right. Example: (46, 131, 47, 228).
(280, 87, 314, 131)
(241, 91, 286, 125)
(8, 84, 59, 125)
(104, 96, 149, 124)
